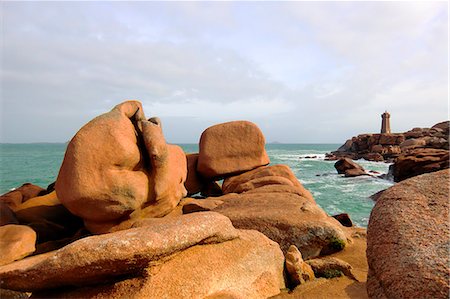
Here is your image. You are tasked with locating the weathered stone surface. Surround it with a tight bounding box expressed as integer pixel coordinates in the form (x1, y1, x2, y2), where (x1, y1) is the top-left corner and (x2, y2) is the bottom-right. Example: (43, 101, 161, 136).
(56, 101, 150, 233)
(0, 212, 238, 291)
(138, 120, 188, 218)
(332, 213, 353, 227)
(306, 257, 358, 281)
(211, 184, 347, 258)
(13, 191, 83, 243)
(273, 227, 369, 299)
(0, 202, 18, 226)
(392, 148, 449, 182)
(180, 197, 224, 214)
(32, 230, 285, 299)
(367, 169, 449, 299)
(0, 183, 46, 211)
(56, 101, 187, 234)
(424, 136, 448, 149)
(378, 134, 402, 145)
(0, 225, 36, 266)
(336, 139, 353, 152)
(334, 158, 367, 177)
(370, 144, 383, 153)
(399, 138, 426, 149)
(362, 153, 384, 162)
(222, 164, 305, 195)
(285, 245, 315, 288)
(185, 153, 204, 196)
(197, 121, 270, 180)
(432, 121, 449, 136)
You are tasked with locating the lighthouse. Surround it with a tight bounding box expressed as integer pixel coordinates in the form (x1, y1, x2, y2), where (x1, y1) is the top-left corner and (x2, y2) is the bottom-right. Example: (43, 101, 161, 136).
(381, 111, 391, 134)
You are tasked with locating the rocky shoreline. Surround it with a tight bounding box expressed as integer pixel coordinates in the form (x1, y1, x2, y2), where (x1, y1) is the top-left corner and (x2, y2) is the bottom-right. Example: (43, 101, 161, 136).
(0, 101, 448, 298)
(327, 121, 449, 182)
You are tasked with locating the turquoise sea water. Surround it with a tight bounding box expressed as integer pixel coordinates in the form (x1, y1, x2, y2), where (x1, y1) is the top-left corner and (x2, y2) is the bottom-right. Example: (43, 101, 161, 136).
(0, 143, 393, 227)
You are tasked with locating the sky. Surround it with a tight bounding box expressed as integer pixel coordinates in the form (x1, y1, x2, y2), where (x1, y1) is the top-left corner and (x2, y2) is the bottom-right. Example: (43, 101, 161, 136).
(0, 1, 448, 143)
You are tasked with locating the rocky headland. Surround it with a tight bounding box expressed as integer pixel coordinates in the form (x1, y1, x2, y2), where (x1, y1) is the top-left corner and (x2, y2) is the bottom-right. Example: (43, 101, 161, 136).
(327, 121, 449, 181)
(0, 101, 448, 298)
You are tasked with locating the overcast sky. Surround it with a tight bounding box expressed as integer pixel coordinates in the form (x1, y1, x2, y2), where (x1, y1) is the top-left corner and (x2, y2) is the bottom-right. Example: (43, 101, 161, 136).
(1, 1, 448, 143)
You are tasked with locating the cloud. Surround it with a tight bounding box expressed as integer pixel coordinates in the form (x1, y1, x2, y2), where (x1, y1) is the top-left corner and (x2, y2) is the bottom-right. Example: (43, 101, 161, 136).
(0, 1, 447, 143)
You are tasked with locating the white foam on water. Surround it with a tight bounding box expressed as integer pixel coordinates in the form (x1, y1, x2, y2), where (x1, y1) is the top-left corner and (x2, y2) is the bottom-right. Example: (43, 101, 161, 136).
(266, 145, 394, 227)
(298, 154, 326, 160)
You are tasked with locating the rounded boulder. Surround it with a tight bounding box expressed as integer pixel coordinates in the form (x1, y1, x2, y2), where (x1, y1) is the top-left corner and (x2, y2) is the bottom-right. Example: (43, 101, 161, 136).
(197, 121, 270, 180)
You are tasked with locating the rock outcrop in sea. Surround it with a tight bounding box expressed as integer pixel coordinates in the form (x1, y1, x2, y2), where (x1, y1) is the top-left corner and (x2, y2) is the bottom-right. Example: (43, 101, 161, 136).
(0, 100, 369, 298)
(334, 158, 368, 177)
(328, 121, 449, 181)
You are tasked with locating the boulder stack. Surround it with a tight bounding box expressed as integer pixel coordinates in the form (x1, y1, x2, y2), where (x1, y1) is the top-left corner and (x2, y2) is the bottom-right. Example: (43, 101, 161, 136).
(0, 183, 47, 210)
(0, 100, 355, 298)
(55, 101, 187, 234)
(181, 164, 348, 258)
(0, 213, 286, 299)
(392, 148, 449, 182)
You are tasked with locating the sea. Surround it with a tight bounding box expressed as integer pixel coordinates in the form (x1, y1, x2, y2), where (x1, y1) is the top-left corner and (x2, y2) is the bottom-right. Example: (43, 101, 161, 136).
(0, 143, 393, 227)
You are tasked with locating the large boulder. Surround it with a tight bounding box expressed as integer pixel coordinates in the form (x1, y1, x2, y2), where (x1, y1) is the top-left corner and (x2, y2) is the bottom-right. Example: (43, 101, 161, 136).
(0, 225, 36, 266)
(55, 101, 187, 234)
(222, 164, 310, 197)
(367, 169, 449, 299)
(285, 245, 315, 288)
(0, 183, 46, 210)
(392, 148, 449, 182)
(432, 121, 449, 136)
(0, 212, 238, 291)
(210, 183, 347, 259)
(33, 230, 285, 299)
(197, 121, 270, 180)
(334, 158, 367, 177)
(56, 101, 149, 233)
(306, 257, 358, 281)
(0, 202, 18, 226)
(13, 191, 83, 243)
